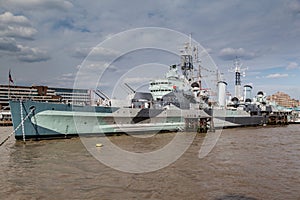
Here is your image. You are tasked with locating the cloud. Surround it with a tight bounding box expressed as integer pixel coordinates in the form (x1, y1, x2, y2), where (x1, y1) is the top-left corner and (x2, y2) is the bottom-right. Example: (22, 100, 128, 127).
(266, 73, 289, 78)
(286, 62, 299, 70)
(0, 37, 50, 62)
(0, 12, 48, 62)
(0, 12, 37, 39)
(288, 0, 300, 14)
(72, 47, 90, 59)
(72, 46, 120, 59)
(218, 47, 258, 60)
(0, 25, 37, 40)
(123, 77, 151, 84)
(58, 72, 75, 81)
(0, 11, 31, 25)
(52, 18, 90, 33)
(2, 0, 73, 11)
(92, 46, 120, 57)
(0, 37, 20, 52)
(0, 0, 299, 96)
(17, 46, 50, 62)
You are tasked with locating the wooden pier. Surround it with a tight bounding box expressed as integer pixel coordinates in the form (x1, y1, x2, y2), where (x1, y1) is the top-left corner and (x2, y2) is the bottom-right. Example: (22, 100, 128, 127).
(267, 111, 290, 125)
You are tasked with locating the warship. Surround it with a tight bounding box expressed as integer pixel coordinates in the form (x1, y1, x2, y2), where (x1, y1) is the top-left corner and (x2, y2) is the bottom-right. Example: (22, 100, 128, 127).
(9, 39, 271, 140)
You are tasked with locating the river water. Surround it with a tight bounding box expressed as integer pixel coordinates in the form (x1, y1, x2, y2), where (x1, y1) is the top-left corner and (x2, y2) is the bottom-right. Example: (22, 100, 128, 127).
(0, 125, 299, 200)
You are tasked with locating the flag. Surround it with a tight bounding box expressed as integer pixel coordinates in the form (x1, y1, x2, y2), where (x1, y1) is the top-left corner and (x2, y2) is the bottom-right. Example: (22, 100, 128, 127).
(9, 69, 14, 84)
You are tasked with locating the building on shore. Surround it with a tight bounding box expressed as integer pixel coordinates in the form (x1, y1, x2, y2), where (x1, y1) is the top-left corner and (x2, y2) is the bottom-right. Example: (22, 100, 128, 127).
(267, 91, 300, 108)
(48, 87, 92, 105)
(0, 84, 91, 125)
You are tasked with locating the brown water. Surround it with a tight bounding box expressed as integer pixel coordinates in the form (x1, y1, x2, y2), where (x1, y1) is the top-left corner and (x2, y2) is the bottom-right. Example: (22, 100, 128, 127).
(0, 125, 299, 200)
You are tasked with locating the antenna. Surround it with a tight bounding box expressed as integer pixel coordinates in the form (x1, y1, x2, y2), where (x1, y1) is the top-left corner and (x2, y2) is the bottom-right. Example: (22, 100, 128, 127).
(229, 57, 248, 99)
(180, 34, 201, 82)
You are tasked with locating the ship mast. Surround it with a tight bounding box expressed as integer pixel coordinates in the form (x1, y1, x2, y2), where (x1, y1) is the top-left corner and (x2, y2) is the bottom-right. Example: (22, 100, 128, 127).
(231, 58, 247, 100)
(180, 34, 200, 83)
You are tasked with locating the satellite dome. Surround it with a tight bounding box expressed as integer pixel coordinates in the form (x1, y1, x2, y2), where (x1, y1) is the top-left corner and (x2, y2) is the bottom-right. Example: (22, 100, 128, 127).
(257, 91, 264, 96)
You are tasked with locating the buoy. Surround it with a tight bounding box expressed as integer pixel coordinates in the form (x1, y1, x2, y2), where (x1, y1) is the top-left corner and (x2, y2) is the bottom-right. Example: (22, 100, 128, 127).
(96, 143, 103, 147)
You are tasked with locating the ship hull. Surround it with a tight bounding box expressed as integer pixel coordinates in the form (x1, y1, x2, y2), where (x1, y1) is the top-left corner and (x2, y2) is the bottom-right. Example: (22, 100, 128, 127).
(9, 100, 189, 139)
(213, 115, 263, 128)
(212, 109, 264, 128)
(10, 100, 264, 140)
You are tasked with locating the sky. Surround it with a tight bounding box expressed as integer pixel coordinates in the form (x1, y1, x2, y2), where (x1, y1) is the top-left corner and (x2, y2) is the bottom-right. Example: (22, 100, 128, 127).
(0, 0, 300, 100)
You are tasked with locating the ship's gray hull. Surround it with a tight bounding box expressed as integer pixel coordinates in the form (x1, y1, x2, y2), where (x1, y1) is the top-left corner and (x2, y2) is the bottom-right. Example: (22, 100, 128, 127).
(211, 109, 264, 128)
(10, 100, 264, 140)
(9, 100, 187, 139)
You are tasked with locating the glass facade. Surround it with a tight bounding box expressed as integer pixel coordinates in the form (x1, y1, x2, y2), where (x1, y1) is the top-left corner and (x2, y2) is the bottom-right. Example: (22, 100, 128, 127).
(0, 84, 91, 125)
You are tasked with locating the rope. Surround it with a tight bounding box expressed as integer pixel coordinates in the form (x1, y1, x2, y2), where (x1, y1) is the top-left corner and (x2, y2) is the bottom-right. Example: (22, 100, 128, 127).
(0, 107, 34, 147)
(20, 100, 25, 142)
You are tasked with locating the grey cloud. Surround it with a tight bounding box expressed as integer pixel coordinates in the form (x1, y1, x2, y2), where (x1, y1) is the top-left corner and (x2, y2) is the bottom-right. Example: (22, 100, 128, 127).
(17, 46, 50, 62)
(72, 46, 120, 60)
(218, 47, 258, 61)
(0, 25, 37, 40)
(0, 0, 299, 96)
(72, 47, 89, 59)
(0, 37, 20, 52)
(1, 0, 73, 11)
(57, 72, 76, 82)
(288, 0, 300, 14)
(0, 12, 37, 40)
(0, 37, 50, 62)
(0, 12, 49, 62)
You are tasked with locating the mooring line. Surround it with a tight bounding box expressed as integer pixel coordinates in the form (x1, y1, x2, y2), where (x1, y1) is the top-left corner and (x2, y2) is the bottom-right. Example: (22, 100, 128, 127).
(0, 107, 34, 147)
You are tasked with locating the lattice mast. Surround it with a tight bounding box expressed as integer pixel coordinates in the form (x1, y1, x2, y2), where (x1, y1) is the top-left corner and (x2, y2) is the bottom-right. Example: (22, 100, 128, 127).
(230, 58, 247, 100)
